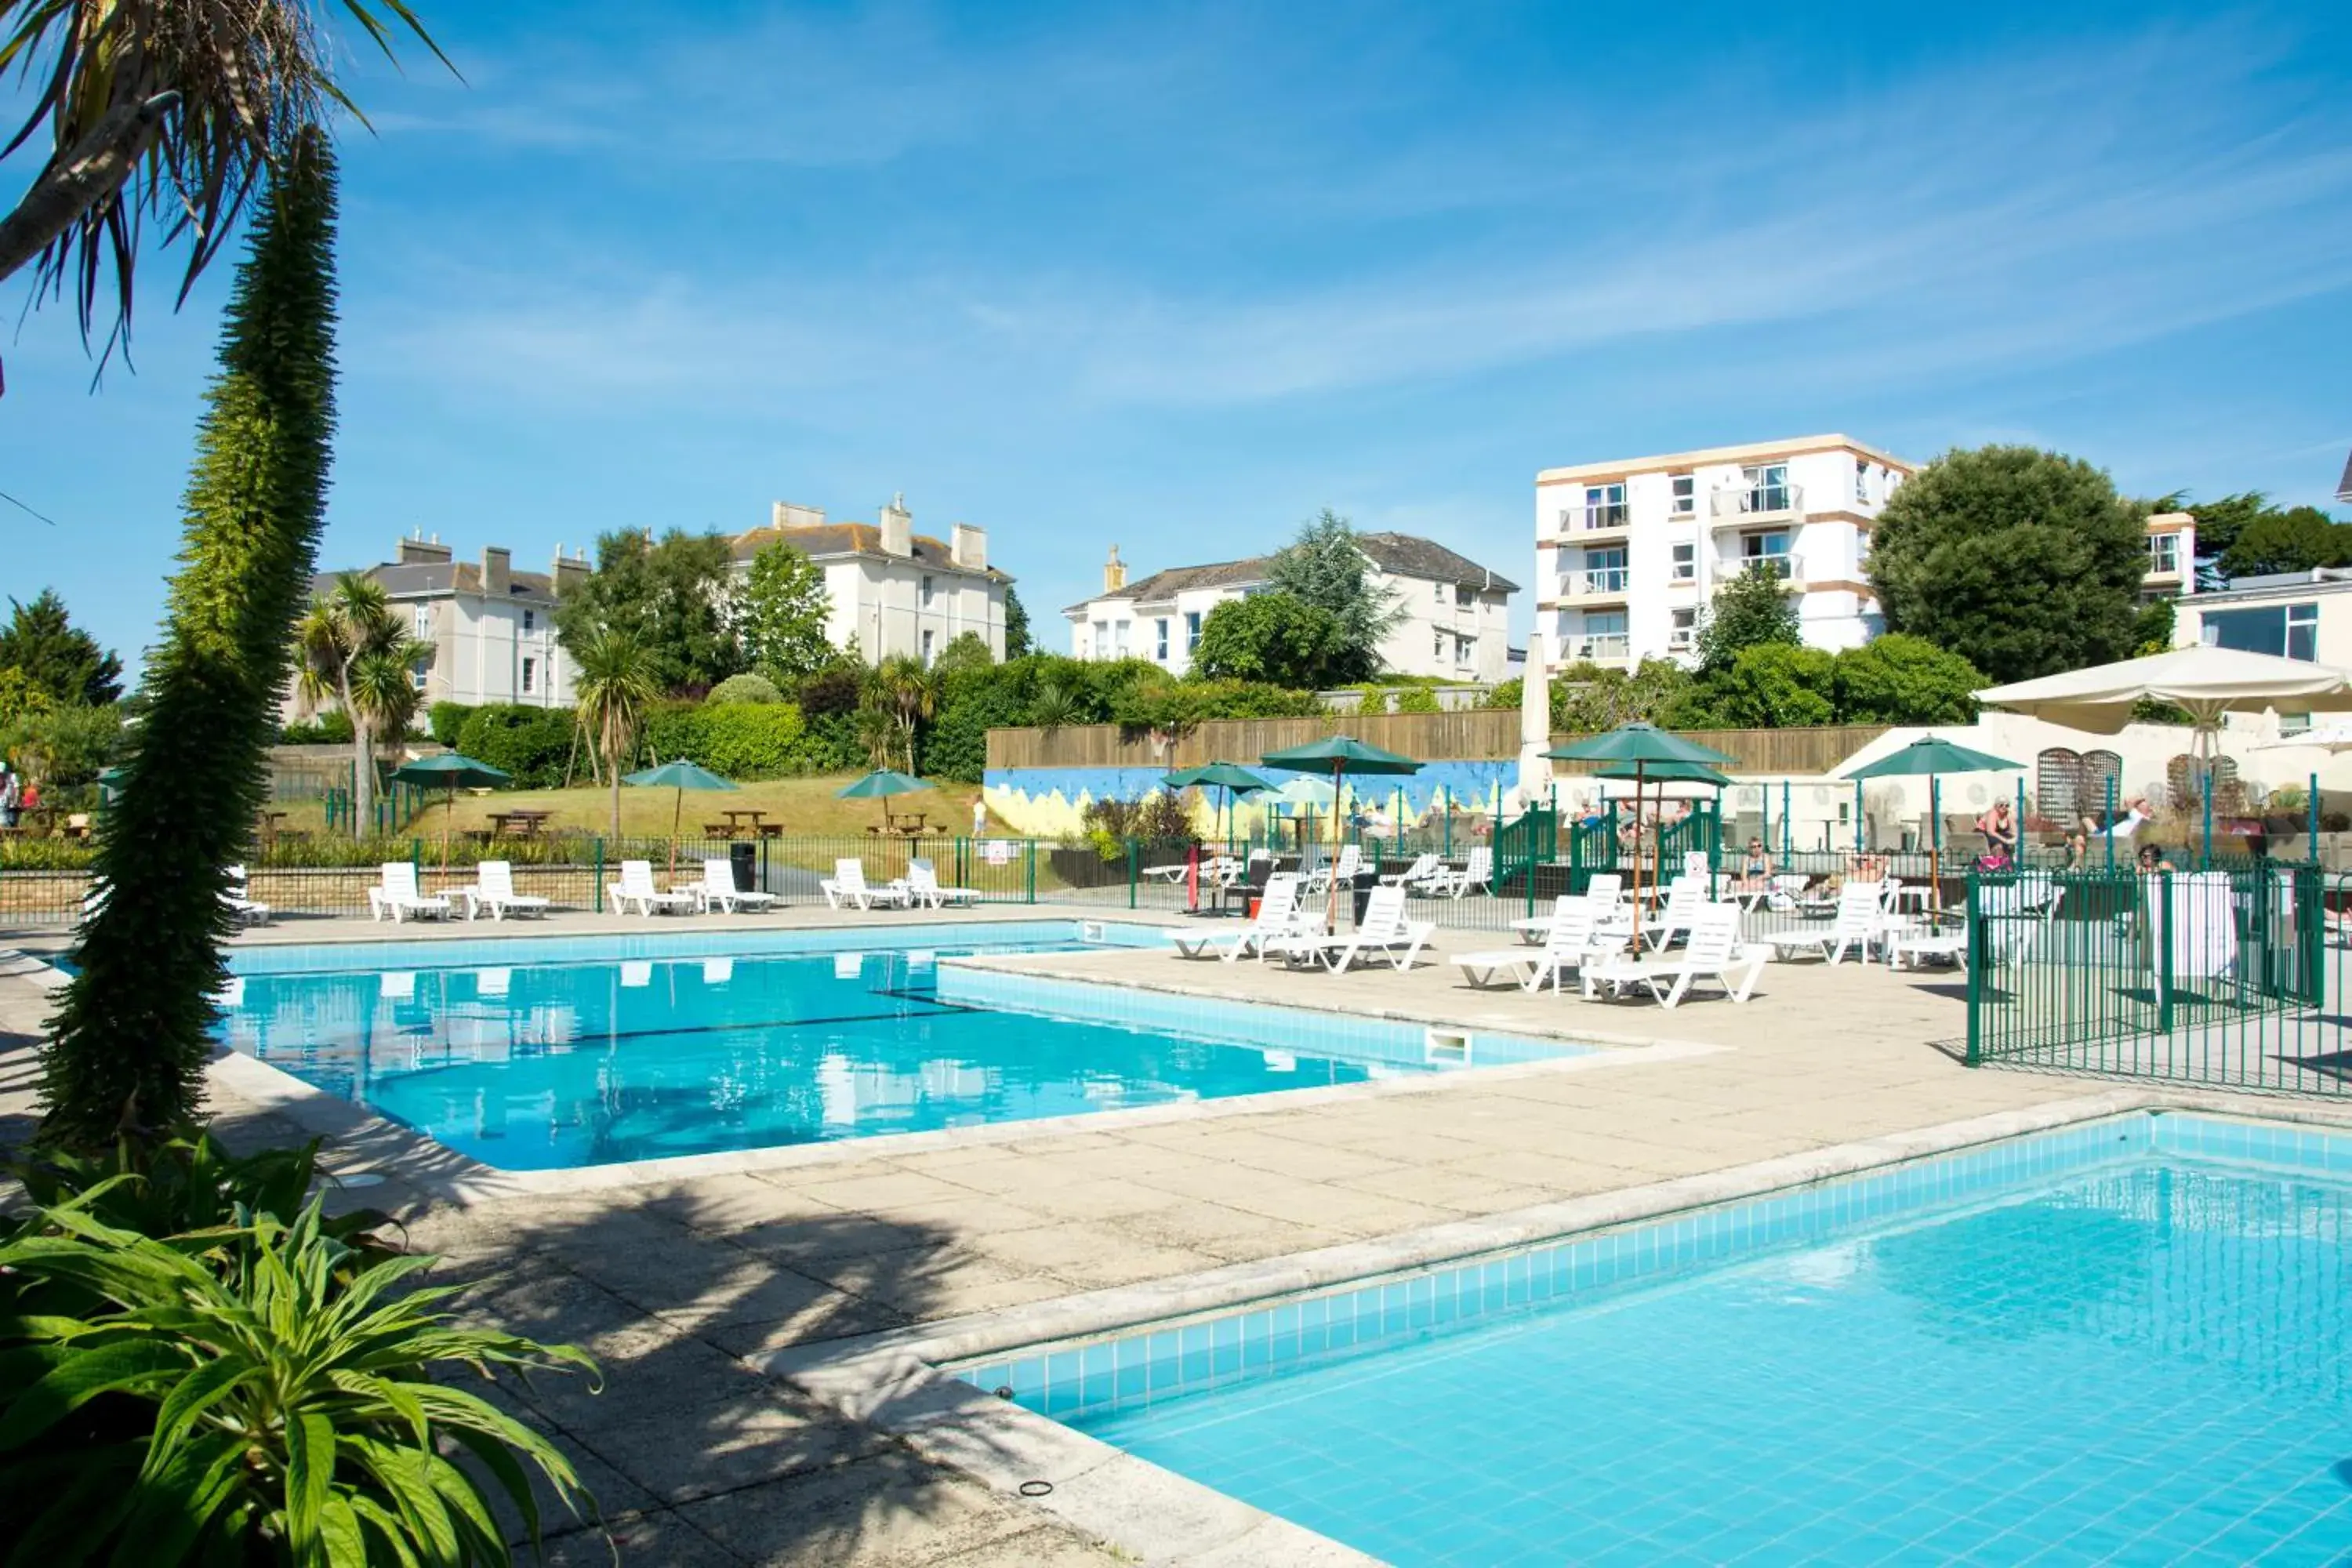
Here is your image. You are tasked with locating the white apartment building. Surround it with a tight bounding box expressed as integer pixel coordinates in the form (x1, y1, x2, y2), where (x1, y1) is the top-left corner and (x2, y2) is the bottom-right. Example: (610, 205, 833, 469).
(1061, 534, 1517, 682)
(728, 495, 1012, 665)
(1535, 434, 2197, 673)
(293, 534, 584, 716)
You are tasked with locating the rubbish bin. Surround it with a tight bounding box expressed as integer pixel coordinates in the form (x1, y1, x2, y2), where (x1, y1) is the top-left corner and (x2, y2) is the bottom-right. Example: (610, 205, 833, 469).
(729, 840, 758, 895)
(1349, 873, 1375, 927)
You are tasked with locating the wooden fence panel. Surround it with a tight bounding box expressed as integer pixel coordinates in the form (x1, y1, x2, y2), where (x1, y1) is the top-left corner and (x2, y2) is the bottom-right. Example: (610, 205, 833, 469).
(986, 715, 1886, 776)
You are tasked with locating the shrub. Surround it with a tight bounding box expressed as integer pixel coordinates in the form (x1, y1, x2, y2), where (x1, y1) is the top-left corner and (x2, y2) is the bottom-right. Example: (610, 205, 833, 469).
(455, 705, 580, 789)
(426, 699, 474, 744)
(0, 1196, 597, 1565)
(707, 673, 785, 705)
(1109, 679, 1321, 733)
(279, 708, 354, 745)
(644, 701, 818, 779)
(1390, 684, 1441, 714)
(1081, 791, 1196, 858)
(795, 664, 866, 719)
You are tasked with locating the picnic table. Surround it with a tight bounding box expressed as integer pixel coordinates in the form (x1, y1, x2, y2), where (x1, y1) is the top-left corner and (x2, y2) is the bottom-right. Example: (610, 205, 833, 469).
(487, 809, 554, 839)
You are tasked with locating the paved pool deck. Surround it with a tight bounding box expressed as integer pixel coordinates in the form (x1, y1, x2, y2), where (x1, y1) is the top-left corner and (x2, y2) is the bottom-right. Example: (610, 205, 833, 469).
(5, 907, 2348, 1565)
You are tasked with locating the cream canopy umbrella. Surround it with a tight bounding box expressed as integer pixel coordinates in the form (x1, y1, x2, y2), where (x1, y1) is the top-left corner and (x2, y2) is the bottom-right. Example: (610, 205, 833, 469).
(1979, 644, 2352, 863)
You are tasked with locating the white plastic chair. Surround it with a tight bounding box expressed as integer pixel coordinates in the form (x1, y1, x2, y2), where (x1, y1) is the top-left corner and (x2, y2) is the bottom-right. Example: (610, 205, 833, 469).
(1427, 847, 1494, 898)
(698, 858, 778, 913)
(906, 858, 978, 908)
(1645, 874, 1710, 952)
(1453, 898, 1608, 993)
(1167, 874, 1313, 960)
(1589, 903, 1767, 1008)
(818, 858, 908, 911)
(1378, 852, 1443, 889)
(1301, 844, 1362, 895)
(1761, 880, 1886, 965)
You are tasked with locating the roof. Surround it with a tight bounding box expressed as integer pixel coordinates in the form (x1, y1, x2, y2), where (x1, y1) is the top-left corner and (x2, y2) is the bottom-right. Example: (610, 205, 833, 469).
(1063, 557, 1270, 614)
(2337, 449, 2351, 504)
(2193, 568, 2352, 605)
(313, 561, 560, 604)
(1354, 532, 1519, 592)
(1536, 433, 1915, 486)
(729, 523, 1009, 581)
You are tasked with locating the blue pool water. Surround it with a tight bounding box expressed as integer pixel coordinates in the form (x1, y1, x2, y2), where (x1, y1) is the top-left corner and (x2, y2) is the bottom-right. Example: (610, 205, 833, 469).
(218, 922, 1576, 1169)
(972, 1116, 2352, 1566)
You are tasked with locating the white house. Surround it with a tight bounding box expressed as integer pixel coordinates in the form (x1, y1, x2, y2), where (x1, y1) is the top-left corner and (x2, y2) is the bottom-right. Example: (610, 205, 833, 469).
(293, 533, 584, 715)
(1060, 533, 1516, 682)
(728, 495, 1012, 665)
(1534, 434, 2197, 675)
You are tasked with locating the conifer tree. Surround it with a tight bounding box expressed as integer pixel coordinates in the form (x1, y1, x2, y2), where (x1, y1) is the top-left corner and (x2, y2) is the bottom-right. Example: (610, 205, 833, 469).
(42, 132, 339, 1145)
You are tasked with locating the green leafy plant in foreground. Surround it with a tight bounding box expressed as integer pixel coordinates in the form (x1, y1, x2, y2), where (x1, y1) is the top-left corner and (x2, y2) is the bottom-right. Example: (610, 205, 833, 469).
(0, 1193, 598, 1566)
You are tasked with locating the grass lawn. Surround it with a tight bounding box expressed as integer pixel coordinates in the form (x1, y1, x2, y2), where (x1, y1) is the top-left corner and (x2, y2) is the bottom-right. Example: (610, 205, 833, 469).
(271, 774, 989, 840)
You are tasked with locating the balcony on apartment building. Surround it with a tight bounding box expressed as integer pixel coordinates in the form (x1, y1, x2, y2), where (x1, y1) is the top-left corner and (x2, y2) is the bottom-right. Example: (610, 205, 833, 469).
(1709, 481, 1805, 528)
(1556, 564, 1632, 604)
(1557, 499, 1633, 540)
(1573, 632, 1632, 661)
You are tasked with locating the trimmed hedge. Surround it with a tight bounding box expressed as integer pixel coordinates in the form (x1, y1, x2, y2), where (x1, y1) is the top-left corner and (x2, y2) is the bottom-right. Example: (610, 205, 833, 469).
(644, 701, 830, 779)
(453, 705, 579, 789)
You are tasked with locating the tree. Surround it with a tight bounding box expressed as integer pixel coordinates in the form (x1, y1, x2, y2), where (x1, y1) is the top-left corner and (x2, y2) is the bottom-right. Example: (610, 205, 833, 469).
(1190, 593, 1348, 688)
(0, 1, 443, 365)
(1552, 659, 1693, 733)
(1, 700, 123, 794)
(1695, 565, 1800, 673)
(870, 655, 938, 773)
(932, 631, 995, 677)
(555, 528, 742, 692)
(706, 673, 784, 705)
(1002, 584, 1032, 658)
(571, 628, 659, 835)
(1692, 644, 1837, 728)
(291, 572, 427, 828)
(1831, 633, 1983, 725)
(2221, 506, 2352, 579)
(1264, 509, 1402, 681)
(42, 133, 339, 1148)
(739, 540, 832, 682)
(0, 589, 122, 705)
(1867, 445, 2148, 684)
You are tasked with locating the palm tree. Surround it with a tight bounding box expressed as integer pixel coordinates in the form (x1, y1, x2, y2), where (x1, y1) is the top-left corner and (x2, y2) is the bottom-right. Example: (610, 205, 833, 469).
(291, 572, 425, 829)
(0, 1, 447, 362)
(571, 627, 657, 837)
(873, 655, 937, 774)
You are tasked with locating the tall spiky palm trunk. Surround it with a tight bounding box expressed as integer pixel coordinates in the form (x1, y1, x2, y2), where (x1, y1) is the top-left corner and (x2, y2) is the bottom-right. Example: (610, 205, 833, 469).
(41, 132, 339, 1147)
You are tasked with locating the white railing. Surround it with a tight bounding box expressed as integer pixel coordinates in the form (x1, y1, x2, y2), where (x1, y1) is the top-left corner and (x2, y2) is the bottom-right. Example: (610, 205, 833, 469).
(1567, 503, 1631, 532)
(1711, 483, 1803, 520)
(1734, 553, 1795, 580)
(1577, 633, 1630, 659)
(1583, 568, 1629, 594)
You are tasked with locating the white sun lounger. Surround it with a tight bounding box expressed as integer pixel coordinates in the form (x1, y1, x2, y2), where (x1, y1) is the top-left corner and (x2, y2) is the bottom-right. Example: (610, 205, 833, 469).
(1452, 900, 1613, 993)
(1425, 846, 1493, 898)
(1644, 874, 1710, 952)
(462, 859, 550, 921)
(1759, 880, 1888, 966)
(1167, 874, 1314, 960)
(1512, 876, 1624, 944)
(1588, 902, 1768, 1007)
(368, 861, 452, 923)
(608, 858, 697, 916)
(1275, 884, 1435, 973)
(906, 858, 979, 908)
(1378, 852, 1442, 890)
(820, 858, 909, 911)
(221, 864, 270, 927)
(696, 858, 779, 913)
(1301, 844, 1362, 895)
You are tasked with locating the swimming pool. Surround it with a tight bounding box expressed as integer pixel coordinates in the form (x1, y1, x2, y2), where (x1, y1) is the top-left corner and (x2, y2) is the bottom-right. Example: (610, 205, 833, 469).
(218, 921, 1584, 1170)
(964, 1114, 2352, 1565)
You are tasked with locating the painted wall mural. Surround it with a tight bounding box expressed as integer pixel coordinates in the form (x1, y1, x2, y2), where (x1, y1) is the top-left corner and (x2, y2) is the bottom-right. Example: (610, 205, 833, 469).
(981, 760, 1524, 840)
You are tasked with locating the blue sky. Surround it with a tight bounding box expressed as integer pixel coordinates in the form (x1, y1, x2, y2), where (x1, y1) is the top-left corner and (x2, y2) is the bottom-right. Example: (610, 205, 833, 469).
(5, 0, 2350, 670)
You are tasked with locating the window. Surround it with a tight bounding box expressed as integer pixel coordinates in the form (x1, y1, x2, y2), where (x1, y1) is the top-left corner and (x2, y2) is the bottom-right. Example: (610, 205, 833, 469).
(1855, 457, 1871, 505)
(1433, 579, 1446, 604)
(522, 609, 535, 633)
(1581, 483, 1628, 529)
(2147, 533, 2180, 575)
(1184, 610, 1202, 649)
(1669, 474, 1695, 517)
(921, 629, 935, 665)
(1740, 531, 1792, 577)
(1584, 546, 1628, 593)
(1668, 608, 1697, 649)
(1740, 463, 1791, 514)
(1092, 621, 1109, 658)
(1670, 543, 1696, 583)
(2202, 602, 2319, 662)
(1434, 630, 1446, 659)
(412, 605, 431, 638)
(1581, 611, 1628, 659)
(1455, 634, 1474, 664)
(409, 659, 429, 691)
(1155, 619, 1170, 661)
(1455, 583, 1475, 606)
(520, 657, 535, 695)
(1113, 619, 1130, 657)
(920, 574, 935, 607)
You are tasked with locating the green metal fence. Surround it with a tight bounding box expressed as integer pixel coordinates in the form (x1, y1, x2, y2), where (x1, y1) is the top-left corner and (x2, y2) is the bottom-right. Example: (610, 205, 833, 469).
(1963, 863, 2342, 1095)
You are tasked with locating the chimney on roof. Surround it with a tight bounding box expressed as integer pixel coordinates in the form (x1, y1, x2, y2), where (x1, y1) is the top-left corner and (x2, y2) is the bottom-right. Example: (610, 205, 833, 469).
(397, 532, 451, 566)
(1104, 546, 1127, 594)
(481, 546, 511, 596)
(879, 492, 913, 558)
(771, 500, 826, 531)
(950, 522, 987, 573)
(551, 546, 589, 597)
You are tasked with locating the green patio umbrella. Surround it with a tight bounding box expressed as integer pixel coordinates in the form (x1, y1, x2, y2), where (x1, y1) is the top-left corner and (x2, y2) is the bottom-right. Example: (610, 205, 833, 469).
(1596, 757, 1732, 895)
(626, 759, 739, 877)
(1261, 735, 1421, 927)
(1163, 760, 1272, 846)
(1547, 724, 1737, 945)
(1840, 735, 2023, 908)
(837, 768, 934, 833)
(390, 752, 512, 869)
